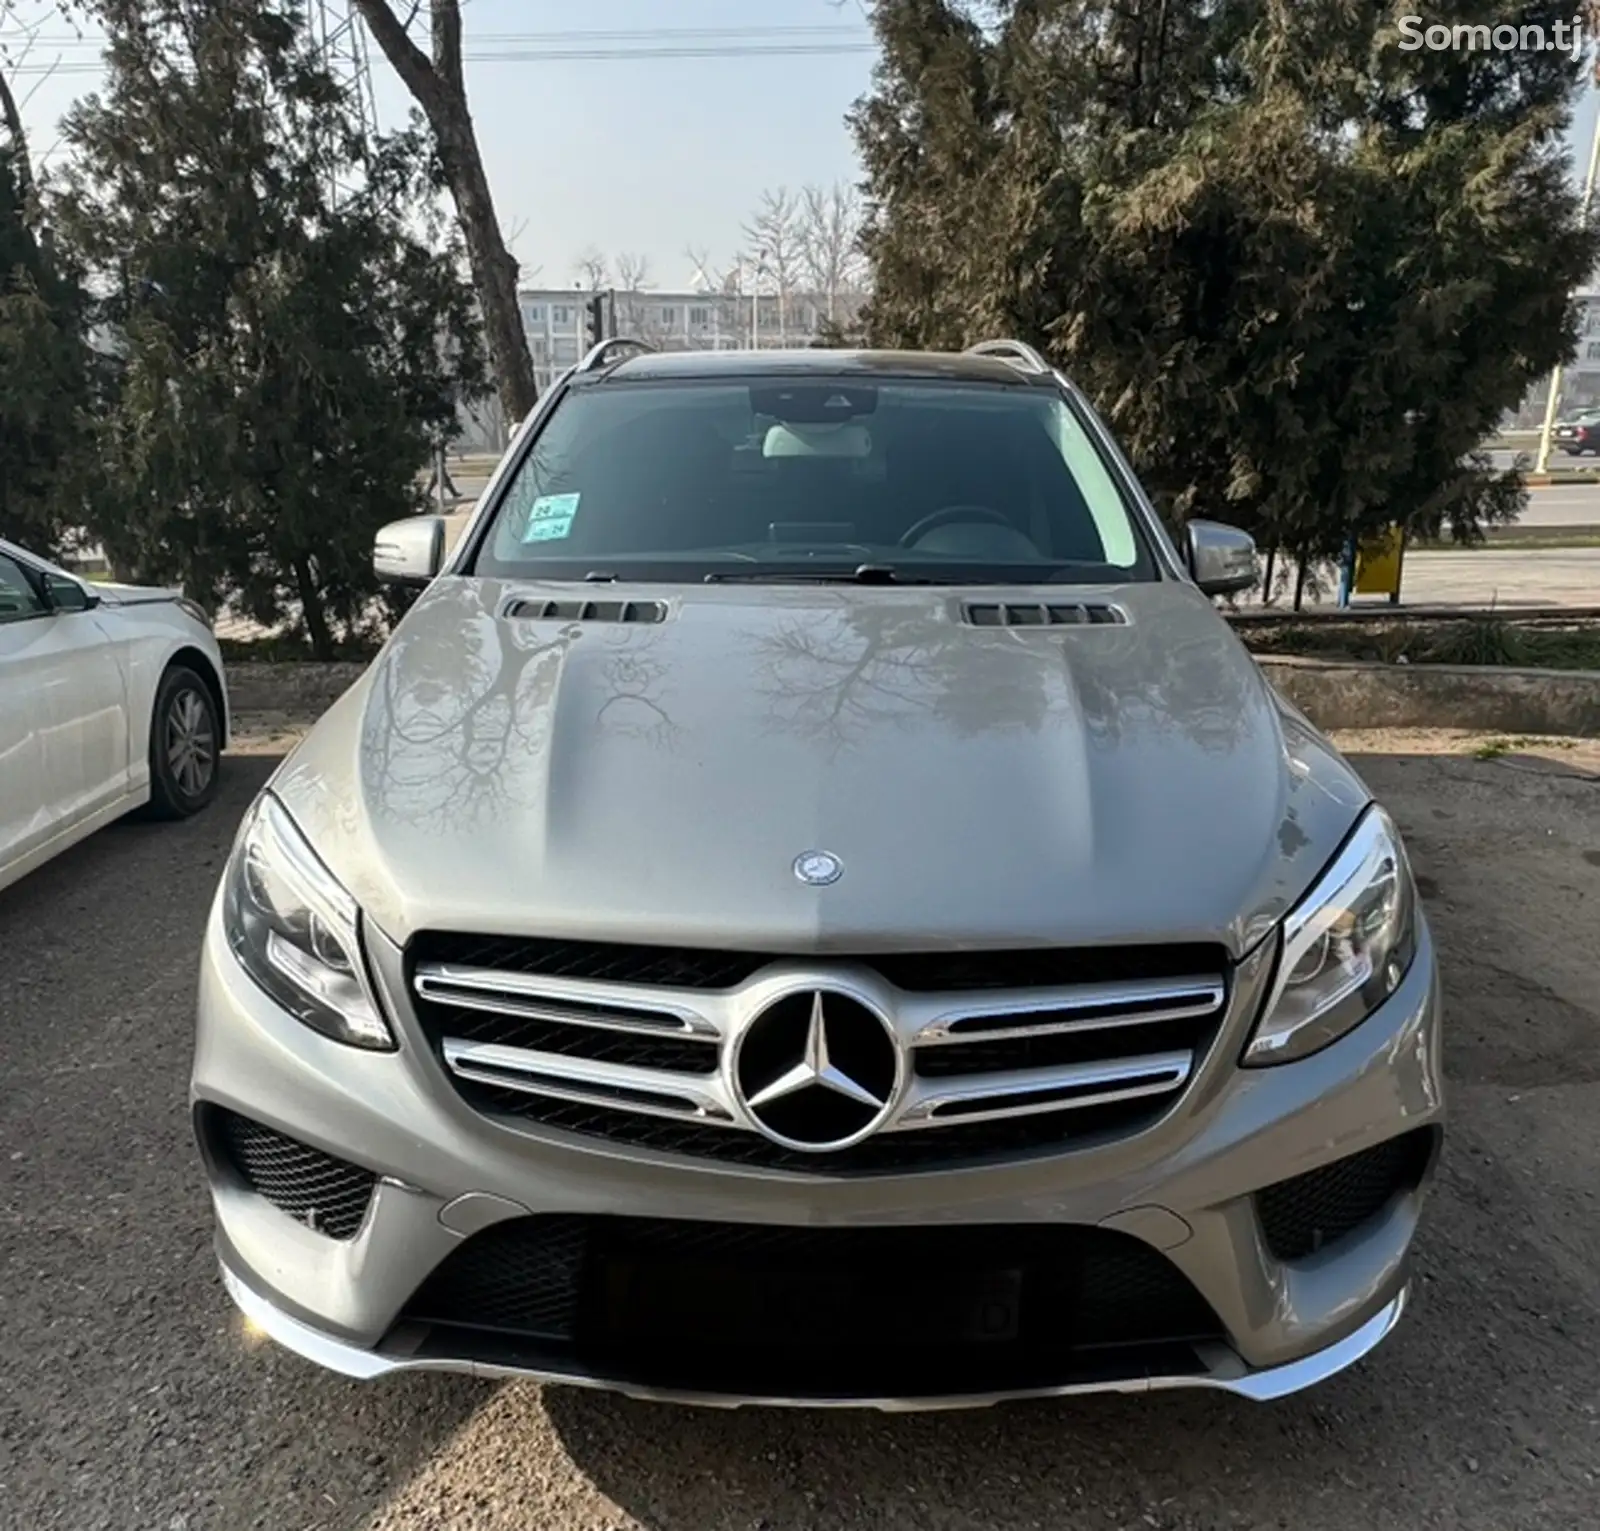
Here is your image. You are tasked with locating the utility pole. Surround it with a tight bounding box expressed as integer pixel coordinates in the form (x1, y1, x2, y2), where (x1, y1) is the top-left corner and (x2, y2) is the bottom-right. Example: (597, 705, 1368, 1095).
(1536, 68, 1600, 472)
(307, 0, 379, 208)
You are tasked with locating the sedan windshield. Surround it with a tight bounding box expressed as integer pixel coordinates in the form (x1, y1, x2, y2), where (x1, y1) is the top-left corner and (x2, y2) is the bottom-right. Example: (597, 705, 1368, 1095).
(470, 376, 1160, 584)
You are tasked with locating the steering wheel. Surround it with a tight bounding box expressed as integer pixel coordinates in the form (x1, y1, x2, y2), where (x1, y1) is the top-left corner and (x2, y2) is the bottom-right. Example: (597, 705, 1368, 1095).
(899, 505, 1018, 547)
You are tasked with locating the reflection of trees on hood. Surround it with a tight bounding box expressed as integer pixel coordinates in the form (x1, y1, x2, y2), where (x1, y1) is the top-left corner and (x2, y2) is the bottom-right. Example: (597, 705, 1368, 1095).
(594, 638, 683, 753)
(1066, 602, 1257, 757)
(359, 590, 683, 830)
(750, 602, 1053, 754)
(361, 585, 565, 831)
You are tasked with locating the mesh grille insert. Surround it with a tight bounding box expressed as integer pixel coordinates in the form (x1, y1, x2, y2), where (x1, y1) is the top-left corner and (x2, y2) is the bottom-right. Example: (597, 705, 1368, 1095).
(397, 1212, 1225, 1397)
(1256, 1129, 1435, 1261)
(214, 1110, 376, 1241)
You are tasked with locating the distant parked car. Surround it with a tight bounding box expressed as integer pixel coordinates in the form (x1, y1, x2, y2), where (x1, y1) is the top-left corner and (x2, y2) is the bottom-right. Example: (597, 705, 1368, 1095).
(0, 537, 229, 895)
(1553, 409, 1600, 454)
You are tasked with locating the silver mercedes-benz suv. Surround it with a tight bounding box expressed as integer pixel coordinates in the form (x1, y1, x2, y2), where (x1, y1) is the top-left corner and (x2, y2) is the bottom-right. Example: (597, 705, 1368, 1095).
(192, 339, 1443, 1408)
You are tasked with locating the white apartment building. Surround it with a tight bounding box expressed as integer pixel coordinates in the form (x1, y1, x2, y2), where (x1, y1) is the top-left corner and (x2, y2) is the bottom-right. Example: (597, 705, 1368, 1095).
(517, 284, 868, 395)
(452, 282, 868, 452)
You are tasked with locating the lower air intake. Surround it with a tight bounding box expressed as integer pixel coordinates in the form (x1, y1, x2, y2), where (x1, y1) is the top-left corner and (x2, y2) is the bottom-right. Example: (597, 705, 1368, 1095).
(1255, 1129, 1436, 1261)
(214, 1109, 376, 1241)
(396, 1214, 1224, 1398)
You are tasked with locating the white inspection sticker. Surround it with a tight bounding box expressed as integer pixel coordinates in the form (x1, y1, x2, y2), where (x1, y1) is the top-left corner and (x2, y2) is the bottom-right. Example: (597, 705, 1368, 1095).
(521, 492, 582, 543)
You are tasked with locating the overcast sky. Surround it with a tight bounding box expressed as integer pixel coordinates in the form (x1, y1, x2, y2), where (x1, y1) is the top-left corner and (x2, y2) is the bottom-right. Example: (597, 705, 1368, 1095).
(7, 0, 1597, 294)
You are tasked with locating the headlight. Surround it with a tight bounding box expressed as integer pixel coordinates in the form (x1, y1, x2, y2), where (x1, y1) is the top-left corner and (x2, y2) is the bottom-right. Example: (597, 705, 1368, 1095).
(175, 595, 212, 629)
(222, 793, 395, 1050)
(1243, 805, 1417, 1066)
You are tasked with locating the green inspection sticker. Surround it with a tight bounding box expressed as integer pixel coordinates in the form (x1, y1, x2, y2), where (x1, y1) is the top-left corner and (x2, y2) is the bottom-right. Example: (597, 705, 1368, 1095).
(521, 492, 582, 543)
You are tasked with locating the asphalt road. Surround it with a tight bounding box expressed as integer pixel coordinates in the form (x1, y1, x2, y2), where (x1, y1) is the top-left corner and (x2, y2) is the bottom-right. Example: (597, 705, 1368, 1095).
(1515, 482, 1600, 527)
(4, 729, 1599, 1531)
(1338, 547, 1600, 610)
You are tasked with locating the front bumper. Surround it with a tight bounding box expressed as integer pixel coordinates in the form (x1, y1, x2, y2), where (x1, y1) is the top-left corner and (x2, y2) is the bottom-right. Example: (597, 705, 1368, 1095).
(220, 1259, 1410, 1410)
(193, 899, 1445, 1409)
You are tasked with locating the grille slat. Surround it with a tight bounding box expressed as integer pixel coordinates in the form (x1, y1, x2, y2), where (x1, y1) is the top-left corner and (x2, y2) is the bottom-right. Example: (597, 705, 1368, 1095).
(407, 936, 1228, 1175)
(214, 1111, 376, 1241)
(408, 934, 1221, 994)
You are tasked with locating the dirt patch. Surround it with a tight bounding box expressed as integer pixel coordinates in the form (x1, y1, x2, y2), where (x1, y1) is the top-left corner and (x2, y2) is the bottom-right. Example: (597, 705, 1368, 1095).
(1335, 733, 1600, 1096)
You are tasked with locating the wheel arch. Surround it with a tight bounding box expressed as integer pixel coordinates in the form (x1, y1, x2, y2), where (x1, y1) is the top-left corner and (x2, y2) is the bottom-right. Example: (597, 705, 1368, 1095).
(165, 645, 231, 751)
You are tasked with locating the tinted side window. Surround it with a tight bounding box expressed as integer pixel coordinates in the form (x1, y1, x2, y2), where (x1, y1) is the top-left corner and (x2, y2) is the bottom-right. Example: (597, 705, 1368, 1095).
(0, 555, 46, 623)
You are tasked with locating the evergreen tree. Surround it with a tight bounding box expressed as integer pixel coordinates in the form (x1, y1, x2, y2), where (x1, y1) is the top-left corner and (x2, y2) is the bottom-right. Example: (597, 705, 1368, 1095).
(853, 2, 1600, 575)
(56, 0, 483, 655)
(0, 112, 93, 558)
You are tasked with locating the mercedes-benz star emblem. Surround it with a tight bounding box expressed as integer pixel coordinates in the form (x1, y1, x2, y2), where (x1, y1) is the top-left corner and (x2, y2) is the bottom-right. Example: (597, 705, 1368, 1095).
(793, 850, 843, 886)
(733, 990, 902, 1152)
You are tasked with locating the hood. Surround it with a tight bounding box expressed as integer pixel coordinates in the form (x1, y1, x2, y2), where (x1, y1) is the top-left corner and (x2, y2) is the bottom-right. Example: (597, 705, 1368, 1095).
(272, 577, 1371, 958)
(92, 581, 183, 606)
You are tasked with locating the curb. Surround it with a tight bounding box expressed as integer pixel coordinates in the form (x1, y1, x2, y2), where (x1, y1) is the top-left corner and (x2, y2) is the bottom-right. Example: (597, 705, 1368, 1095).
(1228, 604, 1600, 627)
(1257, 655, 1600, 737)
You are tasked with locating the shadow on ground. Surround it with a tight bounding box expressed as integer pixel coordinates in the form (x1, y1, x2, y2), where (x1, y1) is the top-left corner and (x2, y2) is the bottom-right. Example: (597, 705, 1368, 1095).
(0, 755, 492, 1531)
(4, 744, 1598, 1531)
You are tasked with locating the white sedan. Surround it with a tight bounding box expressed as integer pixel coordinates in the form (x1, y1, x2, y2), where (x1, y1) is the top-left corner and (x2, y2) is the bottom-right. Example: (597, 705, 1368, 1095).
(0, 536, 230, 895)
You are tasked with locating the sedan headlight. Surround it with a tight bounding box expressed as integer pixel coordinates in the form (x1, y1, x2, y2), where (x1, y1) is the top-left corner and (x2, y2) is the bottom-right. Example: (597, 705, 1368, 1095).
(1243, 806, 1417, 1066)
(222, 793, 394, 1050)
(175, 595, 212, 630)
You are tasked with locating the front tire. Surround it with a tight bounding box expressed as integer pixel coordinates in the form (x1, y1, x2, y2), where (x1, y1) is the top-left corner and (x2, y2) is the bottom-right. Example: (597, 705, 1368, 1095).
(146, 665, 221, 819)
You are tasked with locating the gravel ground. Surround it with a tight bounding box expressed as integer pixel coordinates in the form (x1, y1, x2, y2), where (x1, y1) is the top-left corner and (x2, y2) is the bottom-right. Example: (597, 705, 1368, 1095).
(2, 719, 1598, 1531)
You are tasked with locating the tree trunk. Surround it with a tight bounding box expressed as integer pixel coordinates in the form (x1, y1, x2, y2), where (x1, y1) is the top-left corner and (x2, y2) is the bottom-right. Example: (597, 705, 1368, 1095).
(352, 1, 537, 422)
(293, 555, 335, 660)
(0, 65, 29, 199)
(1292, 554, 1308, 612)
(1261, 546, 1276, 606)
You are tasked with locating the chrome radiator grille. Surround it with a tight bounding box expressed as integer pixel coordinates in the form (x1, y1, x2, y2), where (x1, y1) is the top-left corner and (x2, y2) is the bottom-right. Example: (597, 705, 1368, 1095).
(407, 937, 1230, 1175)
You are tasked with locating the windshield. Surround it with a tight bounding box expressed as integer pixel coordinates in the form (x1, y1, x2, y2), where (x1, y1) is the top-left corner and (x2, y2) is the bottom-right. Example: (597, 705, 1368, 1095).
(469, 376, 1160, 584)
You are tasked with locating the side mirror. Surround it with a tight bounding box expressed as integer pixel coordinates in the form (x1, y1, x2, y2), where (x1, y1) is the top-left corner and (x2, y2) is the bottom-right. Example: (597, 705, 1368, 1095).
(373, 516, 447, 586)
(1185, 519, 1258, 597)
(42, 571, 98, 612)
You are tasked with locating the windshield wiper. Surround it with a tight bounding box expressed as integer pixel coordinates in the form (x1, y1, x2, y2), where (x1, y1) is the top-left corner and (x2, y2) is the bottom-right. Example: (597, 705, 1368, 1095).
(703, 564, 945, 586)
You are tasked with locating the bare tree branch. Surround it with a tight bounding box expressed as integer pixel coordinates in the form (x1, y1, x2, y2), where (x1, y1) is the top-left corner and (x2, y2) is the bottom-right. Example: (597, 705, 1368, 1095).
(743, 187, 803, 340)
(684, 243, 722, 292)
(575, 244, 609, 290)
(615, 250, 652, 291)
(352, 0, 537, 418)
(0, 62, 29, 196)
(799, 181, 867, 321)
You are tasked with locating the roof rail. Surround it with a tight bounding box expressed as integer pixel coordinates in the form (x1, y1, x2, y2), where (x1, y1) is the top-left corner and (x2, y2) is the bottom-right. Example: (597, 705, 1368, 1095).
(963, 339, 1052, 375)
(577, 337, 657, 374)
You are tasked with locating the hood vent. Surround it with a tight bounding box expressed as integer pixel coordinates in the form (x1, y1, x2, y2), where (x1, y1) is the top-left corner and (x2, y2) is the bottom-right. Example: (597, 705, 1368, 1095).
(961, 601, 1127, 629)
(505, 597, 668, 625)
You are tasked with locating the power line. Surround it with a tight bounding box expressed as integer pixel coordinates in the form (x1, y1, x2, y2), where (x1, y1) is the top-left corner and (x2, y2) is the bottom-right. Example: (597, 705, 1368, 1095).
(12, 24, 872, 49)
(5, 21, 876, 64)
(464, 44, 877, 62)
(3, 40, 878, 75)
